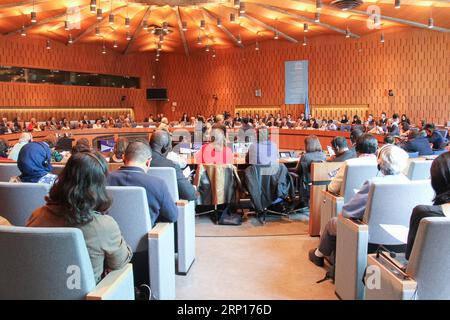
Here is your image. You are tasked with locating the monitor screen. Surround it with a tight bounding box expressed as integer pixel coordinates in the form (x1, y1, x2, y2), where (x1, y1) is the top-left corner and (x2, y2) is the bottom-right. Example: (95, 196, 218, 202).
(98, 139, 115, 152)
(146, 88, 168, 100)
(279, 152, 290, 158)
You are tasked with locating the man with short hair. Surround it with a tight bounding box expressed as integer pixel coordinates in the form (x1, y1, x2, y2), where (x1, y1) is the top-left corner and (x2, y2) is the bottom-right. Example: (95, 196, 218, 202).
(400, 128, 433, 156)
(107, 141, 178, 226)
(8, 132, 32, 161)
(424, 123, 446, 150)
(150, 130, 196, 201)
(327, 134, 378, 195)
(327, 136, 356, 162)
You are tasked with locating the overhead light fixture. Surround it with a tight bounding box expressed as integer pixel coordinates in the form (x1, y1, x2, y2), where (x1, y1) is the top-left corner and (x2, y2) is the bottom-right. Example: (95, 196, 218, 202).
(212, 52, 216, 58)
(394, 0, 401, 9)
(126, 32, 131, 41)
(428, 17, 434, 29)
(314, 12, 320, 23)
(20, 27, 26, 37)
(380, 32, 385, 43)
(102, 44, 106, 54)
(230, 13, 236, 23)
(345, 27, 351, 38)
(90, 0, 97, 11)
(90, 4, 96, 13)
(234, 0, 240, 8)
(64, 20, 70, 31)
(68, 34, 73, 44)
(304, 23, 309, 32)
(255, 41, 260, 51)
(239, 2, 246, 14)
(217, 18, 222, 27)
(182, 21, 187, 31)
(30, 11, 37, 24)
(125, 17, 130, 28)
(156, 51, 160, 57)
(163, 21, 168, 32)
(237, 34, 242, 44)
(316, 0, 323, 11)
(95, 27, 101, 36)
(113, 40, 118, 48)
(197, 36, 202, 45)
(143, 20, 148, 30)
(200, 20, 206, 30)
(156, 57, 159, 62)
(159, 34, 164, 43)
(97, 8, 102, 20)
(274, 31, 279, 40)
(303, 36, 307, 46)
(46, 40, 51, 50)
(109, 14, 115, 25)
(157, 43, 162, 51)
(205, 45, 210, 52)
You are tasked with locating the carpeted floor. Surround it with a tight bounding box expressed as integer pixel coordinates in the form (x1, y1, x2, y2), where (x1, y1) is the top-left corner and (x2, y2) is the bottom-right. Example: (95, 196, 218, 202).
(176, 216, 337, 300)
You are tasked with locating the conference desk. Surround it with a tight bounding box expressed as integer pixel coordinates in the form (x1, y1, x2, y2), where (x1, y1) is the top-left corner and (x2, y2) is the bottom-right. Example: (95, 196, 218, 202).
(1, 127, 386, 151)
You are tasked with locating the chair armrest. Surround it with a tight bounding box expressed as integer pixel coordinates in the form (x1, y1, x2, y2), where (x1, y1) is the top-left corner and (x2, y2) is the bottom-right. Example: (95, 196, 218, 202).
(365, 254, 417, 300)
(86, 264, 134, 300)
(320, 190, 344, 236)
(175, 200, 196, 275)
(148, 222, 176, 300)
(335, 216, 369, 300)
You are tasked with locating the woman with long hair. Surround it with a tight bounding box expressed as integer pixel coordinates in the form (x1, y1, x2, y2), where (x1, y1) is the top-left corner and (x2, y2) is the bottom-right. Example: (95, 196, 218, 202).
(27, 151, 132, 283)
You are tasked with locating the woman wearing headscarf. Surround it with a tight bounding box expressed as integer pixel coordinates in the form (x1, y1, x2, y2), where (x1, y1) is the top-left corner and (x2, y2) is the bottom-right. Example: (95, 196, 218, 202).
(10, 142, 57, 184)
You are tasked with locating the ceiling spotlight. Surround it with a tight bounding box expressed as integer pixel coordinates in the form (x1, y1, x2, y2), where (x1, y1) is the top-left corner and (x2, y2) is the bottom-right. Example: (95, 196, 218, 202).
(95, 27, 101, 36)
(274, 31, 279, 40)
(30, 11, 37, 24)
(90, 4, 96, 13)
(345, 27, 350, 38)
(126, 32, 131, 41)
(143, 20, 148, 30)
(156, 57, 159, 62)
(234, 0, 240, 8)
(394, 0, 401, 9)
(156, 51, 160, 57)
(205, 45, 210, 52)
(159, 34, 164, 43)
(157, 43, 162, 51)
(90, 0, 97, 10)
(197, 36, 202, 45)
(125, 17, 130, 28)
(113, 40, 118, 48)
(46, 40, 51, 50)
(316, 0, 323, 11)
(68, 34, 73, 44)
(428, 17, 434, 29)
(239, 2, 246, 14)
(163, 22, 168, 32)
(380, 32, 385, 43)
(212, 51, 216, 58)
(237, 34, 242, 44)
(182, 21, 187, 31)
(230, 13, 236, 23)
(20, 27, 26, 37)
(200, 20, 206, 30)
(303, 36, 307, 46)
(315, 12, 320, 23)
(304, 23, 309, 32)
(96, 8, 102, 20)
(64, 20, 70, 31)
(109, 14, 115, 25)
(255, 41, 260, 51)
(102, 45, 106, 54)
(217, 18, 222, 28)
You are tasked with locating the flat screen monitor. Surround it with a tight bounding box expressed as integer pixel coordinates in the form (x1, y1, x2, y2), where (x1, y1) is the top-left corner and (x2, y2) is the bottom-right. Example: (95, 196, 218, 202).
(146, 88, 168, 100)
(98, 139, 115, 153)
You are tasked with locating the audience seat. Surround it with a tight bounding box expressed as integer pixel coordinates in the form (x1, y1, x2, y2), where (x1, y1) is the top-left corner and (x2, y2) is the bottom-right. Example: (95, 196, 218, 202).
(335, 180, 434, 300)
(0, 226, 134, 300)
(407, 152, 419, 158)
(320, 162, 378, 235)
(106, 186, 176, 300)
(405, 160, 432, 180)
(365, 217, 450, 300)
(0, 182, 50, 226)
(0, 163, 21, 182)
(147, 167, 196, 275)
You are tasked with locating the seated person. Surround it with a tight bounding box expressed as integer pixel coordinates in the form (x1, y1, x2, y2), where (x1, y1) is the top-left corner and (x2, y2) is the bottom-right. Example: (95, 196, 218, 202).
(43, 135, 64, 162)
(424, 123, 446, 150)
(71, 138, 91, 154)
(327, 136, 356, 162)
(349, 128, 364, 152)
(400, 128, 433, 156)
(327, 134, 378, 196)
(247, 127, 278, 166)
(157, 117, 170, 131)
(0, 139, 11, 160)
(150, 130, 196, 201)
(109, 138, 128, 164)
(8, 132, 32, 161)
(195, 127, 233, 165)
(107, 141, 178, 227)
(383, 135, 395, 145)
(309, 145, 410, 266)
(27, 151, 132, 284)
(295, 136, 326, 206)
(327, 120, 337, 131)
(352, 115, 362, 125)
(10, 142, 57, 184)
(406, 152, 450, 260)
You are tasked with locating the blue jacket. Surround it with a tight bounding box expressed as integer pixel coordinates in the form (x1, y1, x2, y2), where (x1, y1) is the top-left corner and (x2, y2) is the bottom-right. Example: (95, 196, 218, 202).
(107, 166, 178, 226)
(429, 131, 445, 150)
(401, 136, 434, 156)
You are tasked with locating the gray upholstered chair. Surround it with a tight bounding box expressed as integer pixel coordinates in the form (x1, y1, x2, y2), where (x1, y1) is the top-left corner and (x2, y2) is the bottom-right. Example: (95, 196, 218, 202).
(106, 186, 176, 300)
(147, 167, 196, 275)
(0, 226, 134, 300)
(335, 180, 434, 300)
(320, 162, 378, 235)
(0, 163, 21, 182)
(0, 182, 50, 226)
(405, 160, 432, 180)
(365, 217, 450, 300)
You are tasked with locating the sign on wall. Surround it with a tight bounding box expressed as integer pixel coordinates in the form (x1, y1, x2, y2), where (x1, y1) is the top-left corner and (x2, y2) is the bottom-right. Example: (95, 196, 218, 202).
(285, 60, 308, 105)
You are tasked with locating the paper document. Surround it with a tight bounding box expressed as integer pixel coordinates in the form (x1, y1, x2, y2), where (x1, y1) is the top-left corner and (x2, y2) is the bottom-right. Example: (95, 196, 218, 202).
(380, 224, 409, 243)
(327, 146, 335, 156)
(183, 166, 194, 178)
(353, 189, 360, 194)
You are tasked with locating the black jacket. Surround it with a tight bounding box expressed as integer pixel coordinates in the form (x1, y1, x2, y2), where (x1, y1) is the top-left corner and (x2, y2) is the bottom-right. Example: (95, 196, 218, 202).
(330, 149, 357, 162)
(150, 151, 197, 201)
(245, 164, 295, 212)
(401, 136, 433, 156)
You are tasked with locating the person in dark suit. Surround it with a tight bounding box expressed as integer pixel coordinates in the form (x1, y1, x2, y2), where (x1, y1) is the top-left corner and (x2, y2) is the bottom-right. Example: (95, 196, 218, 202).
(406, 152, 450, 260)
(328, 136, 356, 162)
(424, 123, 446, 150)
(150, 130, 196, 201)
(400, 128, 433, 156)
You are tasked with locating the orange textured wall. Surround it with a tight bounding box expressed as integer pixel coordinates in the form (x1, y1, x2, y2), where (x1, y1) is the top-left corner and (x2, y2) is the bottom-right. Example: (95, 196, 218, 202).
(0, 36, 156, 121)
(157, 29, 450, 125)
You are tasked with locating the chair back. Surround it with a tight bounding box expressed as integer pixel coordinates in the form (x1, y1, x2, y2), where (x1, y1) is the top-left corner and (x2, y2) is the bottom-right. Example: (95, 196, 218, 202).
(433, 150, 448, 156)
(0, 182, 50, 226)
(363, 180, 434, 245)
(106, 186, 152, 252)
(407, 217, 450, 299)
(0, 226, 96, 299)
(405, 160, 432, 180)
(0, 163, 21, 182)
(341, 162, 378, 202)
(148, 167, 179, 202)
(407, 152, 419, 158)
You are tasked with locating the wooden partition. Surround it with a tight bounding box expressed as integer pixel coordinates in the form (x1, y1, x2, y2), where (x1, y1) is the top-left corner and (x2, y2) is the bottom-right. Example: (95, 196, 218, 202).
(311, 104, 369, 121)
